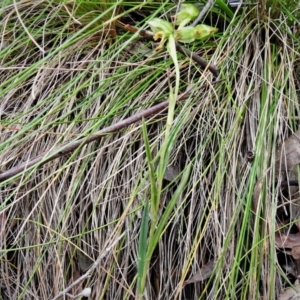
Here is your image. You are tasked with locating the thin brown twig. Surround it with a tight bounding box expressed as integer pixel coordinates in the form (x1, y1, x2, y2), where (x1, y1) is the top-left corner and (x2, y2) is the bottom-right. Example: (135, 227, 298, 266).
(0, 80, 223, 183)
(175, 42, 219, 78)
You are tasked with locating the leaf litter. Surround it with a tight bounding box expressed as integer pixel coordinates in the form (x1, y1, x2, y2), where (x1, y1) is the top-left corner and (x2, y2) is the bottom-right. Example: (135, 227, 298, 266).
(253, 128, 300, 297)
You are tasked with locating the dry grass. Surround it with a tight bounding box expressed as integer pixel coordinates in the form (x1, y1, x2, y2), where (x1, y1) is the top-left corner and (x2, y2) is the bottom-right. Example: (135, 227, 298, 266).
(0, 1, 300, 299)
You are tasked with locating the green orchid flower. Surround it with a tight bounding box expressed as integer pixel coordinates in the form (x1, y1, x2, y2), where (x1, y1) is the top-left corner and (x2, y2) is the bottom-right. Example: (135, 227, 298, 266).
(147, 18, 174, 50)
(175, 24, 218, 43)
(194, 24, 218, 40)
(173, 4, 199, 29)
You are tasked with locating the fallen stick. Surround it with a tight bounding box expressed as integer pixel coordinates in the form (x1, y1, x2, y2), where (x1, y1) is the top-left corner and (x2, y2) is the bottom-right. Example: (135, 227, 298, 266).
(0, 80, 222, 183)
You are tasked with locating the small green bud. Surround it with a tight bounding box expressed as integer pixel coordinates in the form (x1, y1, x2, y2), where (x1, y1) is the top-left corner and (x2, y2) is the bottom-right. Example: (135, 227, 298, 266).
(173, 4, 199, 29)
(194, 24, 218, 39)
(175, 26, 196, 43)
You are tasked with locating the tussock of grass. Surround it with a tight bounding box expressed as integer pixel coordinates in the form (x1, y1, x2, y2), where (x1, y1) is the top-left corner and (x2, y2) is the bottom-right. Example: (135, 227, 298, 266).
(0, 0, 300, 299)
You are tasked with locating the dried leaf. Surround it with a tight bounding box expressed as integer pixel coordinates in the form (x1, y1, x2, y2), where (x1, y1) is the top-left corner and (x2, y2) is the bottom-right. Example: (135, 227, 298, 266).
(291, 246, 300, 260)
(275, 129, 300, 227)
(285, 166, 300, 224)
(77, 252, 93, 272)
(276, 128, 300, 174)
(275, 232, 300, 248)
(184, 259, 215, 285)
(275, 232, 300, 269)
(282, 262, 298, 277)
(163, 164, 180, 182)
(279, 282, 300, 300)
